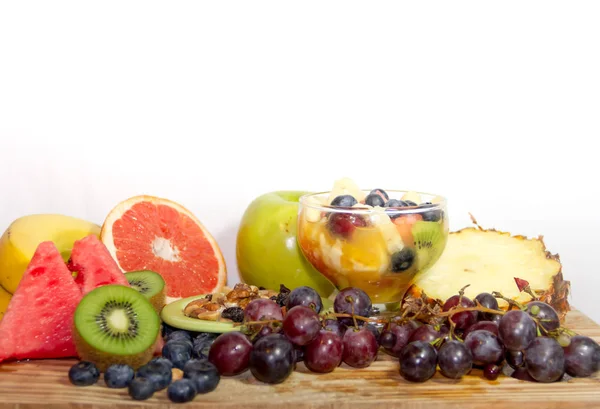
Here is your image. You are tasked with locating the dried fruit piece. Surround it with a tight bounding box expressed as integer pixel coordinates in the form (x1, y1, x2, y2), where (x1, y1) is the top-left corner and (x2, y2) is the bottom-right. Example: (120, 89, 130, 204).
(407, 226, 570, 320)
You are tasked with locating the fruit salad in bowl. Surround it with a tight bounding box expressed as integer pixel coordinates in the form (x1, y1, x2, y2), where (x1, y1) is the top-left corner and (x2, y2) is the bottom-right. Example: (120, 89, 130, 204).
(297, 178, 449, 307)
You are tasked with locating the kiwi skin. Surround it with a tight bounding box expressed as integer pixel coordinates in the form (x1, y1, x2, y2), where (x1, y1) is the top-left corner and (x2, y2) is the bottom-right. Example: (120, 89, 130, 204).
(73, 328, 155, 372)
(125, 271, 167, 315)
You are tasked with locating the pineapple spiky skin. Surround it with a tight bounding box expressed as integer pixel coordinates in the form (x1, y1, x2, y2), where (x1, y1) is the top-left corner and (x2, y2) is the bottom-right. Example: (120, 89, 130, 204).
(405, 226, 570, 321)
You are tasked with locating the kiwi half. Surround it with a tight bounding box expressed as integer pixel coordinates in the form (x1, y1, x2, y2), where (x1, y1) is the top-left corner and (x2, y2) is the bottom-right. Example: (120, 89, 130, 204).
(125, 270, 166, 315)
(73, 284, 160, 372)
(411, 220, 447, 271)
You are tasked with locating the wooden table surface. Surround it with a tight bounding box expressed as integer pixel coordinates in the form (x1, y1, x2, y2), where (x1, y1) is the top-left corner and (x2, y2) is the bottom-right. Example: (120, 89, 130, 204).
(0, 309, 599, 409)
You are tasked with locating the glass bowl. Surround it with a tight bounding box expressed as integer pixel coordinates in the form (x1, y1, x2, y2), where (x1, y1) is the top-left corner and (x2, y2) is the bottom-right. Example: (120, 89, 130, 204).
(297, 190, 449, 309)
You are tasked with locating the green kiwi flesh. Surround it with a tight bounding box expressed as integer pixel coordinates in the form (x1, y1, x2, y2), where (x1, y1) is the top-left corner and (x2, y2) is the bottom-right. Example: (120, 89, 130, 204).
(73, 284, 160, 371)
(124, 270, 166, 314)
(411, 220, 447, 271)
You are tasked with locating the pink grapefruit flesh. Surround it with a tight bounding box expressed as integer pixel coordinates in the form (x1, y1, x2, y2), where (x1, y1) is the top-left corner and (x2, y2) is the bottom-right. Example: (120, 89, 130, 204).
(100, 195, 226, 301)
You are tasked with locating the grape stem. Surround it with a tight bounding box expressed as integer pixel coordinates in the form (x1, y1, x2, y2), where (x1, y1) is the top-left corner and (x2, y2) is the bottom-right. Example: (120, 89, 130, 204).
(491, 291, 525, 311)
(437, 303, 506, 318)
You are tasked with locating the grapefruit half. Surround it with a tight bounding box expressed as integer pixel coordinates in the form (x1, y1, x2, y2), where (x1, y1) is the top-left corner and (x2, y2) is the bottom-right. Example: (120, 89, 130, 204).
(100, 195, 226, 302)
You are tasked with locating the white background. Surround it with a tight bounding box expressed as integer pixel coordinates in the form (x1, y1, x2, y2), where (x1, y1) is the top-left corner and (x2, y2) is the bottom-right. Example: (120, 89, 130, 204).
(1, 1, 599, 321)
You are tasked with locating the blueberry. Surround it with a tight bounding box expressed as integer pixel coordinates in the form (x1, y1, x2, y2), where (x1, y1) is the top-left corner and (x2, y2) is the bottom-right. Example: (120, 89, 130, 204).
(384, 199, 409, 219)
(137, 361, 173, 391)
(68, 361, 100, 386)
(385, 199, 408, 208)
(167, 379, 198, 403)
(128, 377, 155, 401)
(149, 357, 174, 370)
(420, 204, 443, 222)
(163, 340, 193, 370)
(166, 331, 193, 346)
(194, 332, 218, 344)
(104, 364, 134, 388)
(364, 193, 386, 207)
(192, 341, 212, 360)
(330, 195, 357, 207)
(391, 248, 415, 272)
(369, 188, 389, 200)
(183, 359, 220, 394)
(192, 334, 216, 359)
(161, 322, 179, 338)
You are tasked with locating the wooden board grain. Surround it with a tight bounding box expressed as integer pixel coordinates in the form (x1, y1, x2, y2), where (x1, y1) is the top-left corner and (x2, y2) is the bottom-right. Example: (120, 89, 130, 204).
(1, 309, 599, 409)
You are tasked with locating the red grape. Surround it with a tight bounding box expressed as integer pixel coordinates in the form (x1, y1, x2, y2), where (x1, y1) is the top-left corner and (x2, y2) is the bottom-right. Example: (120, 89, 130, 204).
(208, 332, 253, 376)
(383, 321, 419, 357)
(342, 327, 378, 368)
(525, 301, 559, 333)
(244, 299, 283, 323)
(323, 319, 347, 339)
(304, 330, 343, 373)
(443, 295, 477, 330)
(286, 286, 323, 313)
(498, 310, 537, 351)
(484, 363, 502, 380)
(464, 321, 499, 339)
(327, 213, 367, 239)
(282, 306, 321, 346)
(438, 340, 473, 379)
(524, 337, 565, 383)
(564, 335, 600, 377)
(464, 330, 503, 366)
(474, 292, 499, 321)
(333, 287, 372, 326)
(408, 325, 440, 344)
(506, 350, 524, 369)
(380, 331, 397, 350)
(399, 341, 438, 382)
(249, 334, 295, 384)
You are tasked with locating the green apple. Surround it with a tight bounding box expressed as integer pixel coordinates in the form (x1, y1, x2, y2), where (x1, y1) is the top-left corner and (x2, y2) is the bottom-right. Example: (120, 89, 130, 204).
(236, 191, 335, 297)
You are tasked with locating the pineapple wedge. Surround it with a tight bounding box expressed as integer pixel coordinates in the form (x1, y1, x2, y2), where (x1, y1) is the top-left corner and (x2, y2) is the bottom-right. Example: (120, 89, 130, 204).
(408, 227, 570, 319)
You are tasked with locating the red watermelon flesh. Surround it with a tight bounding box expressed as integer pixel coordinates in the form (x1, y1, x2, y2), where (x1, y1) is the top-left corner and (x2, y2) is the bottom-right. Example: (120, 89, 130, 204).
(0, 241, 83, 362)
(69, 235, 130, 294)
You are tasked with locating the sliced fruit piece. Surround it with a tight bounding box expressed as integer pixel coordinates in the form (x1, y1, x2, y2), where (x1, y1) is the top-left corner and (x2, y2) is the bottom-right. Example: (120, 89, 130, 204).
(340, 227, 389, 274)
(411, 221, 447, 271)
(326, 177, 366, 205)
(100, 195, 227, 302)
(0, 242, 83, 362)
(0, 285, 11, 321)
(303, 195, 325, 223)
(125, 270, 166, 314)
(0, 214, 100, 293)
(401, 191, 422, 205)
(73, 284, 160, 372)
(408, 227, 570, 319)
(369, 207, 404, 254)
(393, 214, 424, 247)
(69, 235, 130, 295)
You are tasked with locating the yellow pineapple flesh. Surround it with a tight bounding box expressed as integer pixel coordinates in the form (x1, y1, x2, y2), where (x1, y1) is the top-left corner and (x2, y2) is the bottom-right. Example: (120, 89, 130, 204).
(407, 226, 570, 319)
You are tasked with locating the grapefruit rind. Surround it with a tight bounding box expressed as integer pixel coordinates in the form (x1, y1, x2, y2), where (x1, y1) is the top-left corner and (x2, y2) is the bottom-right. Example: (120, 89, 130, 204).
(100, 195, 227, 301)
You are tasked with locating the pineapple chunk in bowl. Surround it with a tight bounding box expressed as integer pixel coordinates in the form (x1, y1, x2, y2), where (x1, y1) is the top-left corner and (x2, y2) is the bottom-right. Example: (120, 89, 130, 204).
(297, 184, 449, 309)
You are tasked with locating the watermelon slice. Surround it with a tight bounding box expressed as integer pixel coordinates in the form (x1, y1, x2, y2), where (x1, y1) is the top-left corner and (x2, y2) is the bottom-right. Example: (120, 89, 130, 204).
(0, 242, 83, 362)
(69, 235, 130, 294)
